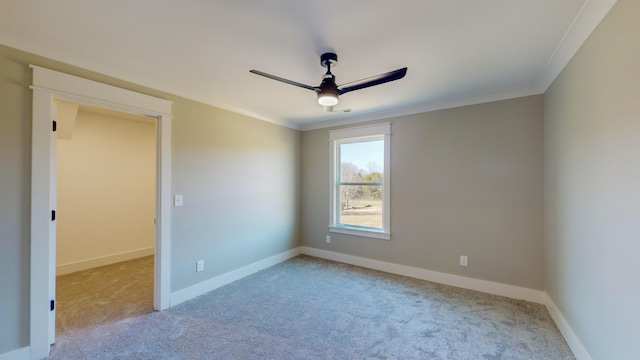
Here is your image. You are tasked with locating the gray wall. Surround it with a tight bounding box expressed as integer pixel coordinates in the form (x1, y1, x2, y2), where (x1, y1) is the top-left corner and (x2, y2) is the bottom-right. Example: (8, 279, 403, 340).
(544, 0, 640, 358)
(0, 44, 301, 354)
(0, 44, 32, 355)
(171, 97, 301, 291)
(302, 95, 545, 290)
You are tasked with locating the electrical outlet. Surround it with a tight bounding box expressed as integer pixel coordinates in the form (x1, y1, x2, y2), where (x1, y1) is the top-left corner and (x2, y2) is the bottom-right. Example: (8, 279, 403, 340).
(460, 255, 468, 267)
(196, 260, 204, 272)
(326, 235, 331, 243)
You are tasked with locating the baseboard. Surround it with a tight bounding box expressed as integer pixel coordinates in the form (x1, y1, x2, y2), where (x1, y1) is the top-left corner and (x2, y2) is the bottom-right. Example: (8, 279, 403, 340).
(50, 245, 588, 360)
(169, 247, 302, 307)
(162, 246, 586, 359)
(544, 293, 592, 360)
(56, 247, 155, 275)
(0, 346, 29, 360)
(300, 247, 545, 304)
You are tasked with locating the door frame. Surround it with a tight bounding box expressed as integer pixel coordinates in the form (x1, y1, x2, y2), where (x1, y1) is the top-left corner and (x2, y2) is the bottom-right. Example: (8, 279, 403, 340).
(29, 65, 172, 360)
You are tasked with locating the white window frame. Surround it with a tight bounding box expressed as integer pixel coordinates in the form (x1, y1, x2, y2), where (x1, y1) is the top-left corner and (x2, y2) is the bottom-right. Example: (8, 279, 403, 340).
(328, 123, 391, 240)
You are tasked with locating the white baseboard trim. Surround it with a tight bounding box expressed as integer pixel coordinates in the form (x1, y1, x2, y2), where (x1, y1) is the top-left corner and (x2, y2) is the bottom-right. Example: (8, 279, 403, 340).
(300, 247, 545, 304)
(169, 247, 302, 307)
(544, 293, 592, 360)
(163, 246, 585, 360)
(0, 346, 29, 360)
(56, 247, 155, 275)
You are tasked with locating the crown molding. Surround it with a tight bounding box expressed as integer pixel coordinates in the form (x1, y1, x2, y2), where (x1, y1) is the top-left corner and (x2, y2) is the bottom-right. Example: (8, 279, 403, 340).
(535, 0, 618, 91)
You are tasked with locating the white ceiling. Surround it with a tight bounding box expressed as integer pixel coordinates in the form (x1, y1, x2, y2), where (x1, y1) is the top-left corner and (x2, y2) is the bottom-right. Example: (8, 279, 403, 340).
(0, 0, 616, 130)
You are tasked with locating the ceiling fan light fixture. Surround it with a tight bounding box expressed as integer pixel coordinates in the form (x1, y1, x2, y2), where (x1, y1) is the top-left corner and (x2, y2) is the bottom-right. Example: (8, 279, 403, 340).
(250, 52, 407, 109)
(317, 90, 339, 106)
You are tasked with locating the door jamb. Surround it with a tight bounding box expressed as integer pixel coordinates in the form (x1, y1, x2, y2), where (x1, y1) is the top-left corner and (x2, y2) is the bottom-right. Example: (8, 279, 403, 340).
(29, 65, 172, 360)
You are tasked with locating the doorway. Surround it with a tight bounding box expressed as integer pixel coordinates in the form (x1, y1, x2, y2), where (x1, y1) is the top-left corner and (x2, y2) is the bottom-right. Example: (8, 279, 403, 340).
(30, 66, 172, 360)
(55, 103, 157, 336)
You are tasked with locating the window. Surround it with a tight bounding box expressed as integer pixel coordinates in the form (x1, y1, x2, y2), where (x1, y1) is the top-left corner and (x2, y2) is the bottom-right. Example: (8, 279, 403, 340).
(329, 123, 390, 240)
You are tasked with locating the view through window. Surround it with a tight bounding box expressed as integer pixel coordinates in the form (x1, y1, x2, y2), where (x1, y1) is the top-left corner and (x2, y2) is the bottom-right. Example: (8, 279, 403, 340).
(338, 139, 384, 228)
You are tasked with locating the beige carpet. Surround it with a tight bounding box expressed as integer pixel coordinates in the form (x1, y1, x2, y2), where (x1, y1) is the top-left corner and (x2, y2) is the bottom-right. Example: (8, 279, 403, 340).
(50, 255, 573, 359)
(55, 255, 154, 334)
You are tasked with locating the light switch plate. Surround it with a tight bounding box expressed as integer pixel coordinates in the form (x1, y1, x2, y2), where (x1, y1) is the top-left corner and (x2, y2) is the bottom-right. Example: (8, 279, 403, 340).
(174, 194, 183, 207)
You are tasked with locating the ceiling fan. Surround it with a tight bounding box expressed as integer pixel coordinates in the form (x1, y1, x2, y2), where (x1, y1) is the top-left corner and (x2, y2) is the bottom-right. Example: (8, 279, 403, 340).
(250, 52, 407, 109)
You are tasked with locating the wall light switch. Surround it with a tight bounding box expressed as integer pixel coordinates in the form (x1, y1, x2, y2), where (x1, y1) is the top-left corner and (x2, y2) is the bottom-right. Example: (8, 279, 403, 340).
(196, 260, 204, 272)
(174, 195, 183, 207)
(326, 235, 331, 243)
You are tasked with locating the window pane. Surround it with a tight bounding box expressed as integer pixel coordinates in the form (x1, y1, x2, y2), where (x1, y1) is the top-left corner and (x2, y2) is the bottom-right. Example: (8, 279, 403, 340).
(339, 140, 384, 183)
(339, 185, 382, 228)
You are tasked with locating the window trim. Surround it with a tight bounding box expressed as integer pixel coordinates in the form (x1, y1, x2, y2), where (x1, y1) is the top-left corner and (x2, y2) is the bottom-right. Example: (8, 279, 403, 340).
(328, 123, 391, 240)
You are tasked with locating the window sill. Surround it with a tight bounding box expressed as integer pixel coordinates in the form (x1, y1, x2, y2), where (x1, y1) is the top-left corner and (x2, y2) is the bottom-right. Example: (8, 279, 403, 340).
(328, 226, 390, 240)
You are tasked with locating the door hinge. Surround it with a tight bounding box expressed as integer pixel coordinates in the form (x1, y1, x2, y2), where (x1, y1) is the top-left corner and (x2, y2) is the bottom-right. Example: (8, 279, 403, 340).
(50, 299, 55, 311)
(51, 210, 56, 221)
(52, 120, 57, 132)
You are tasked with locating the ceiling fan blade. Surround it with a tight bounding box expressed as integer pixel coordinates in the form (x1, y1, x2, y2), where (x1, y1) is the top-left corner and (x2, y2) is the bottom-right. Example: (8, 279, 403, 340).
(338, 67, 408, 95)
(250, 70, 318, 92)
